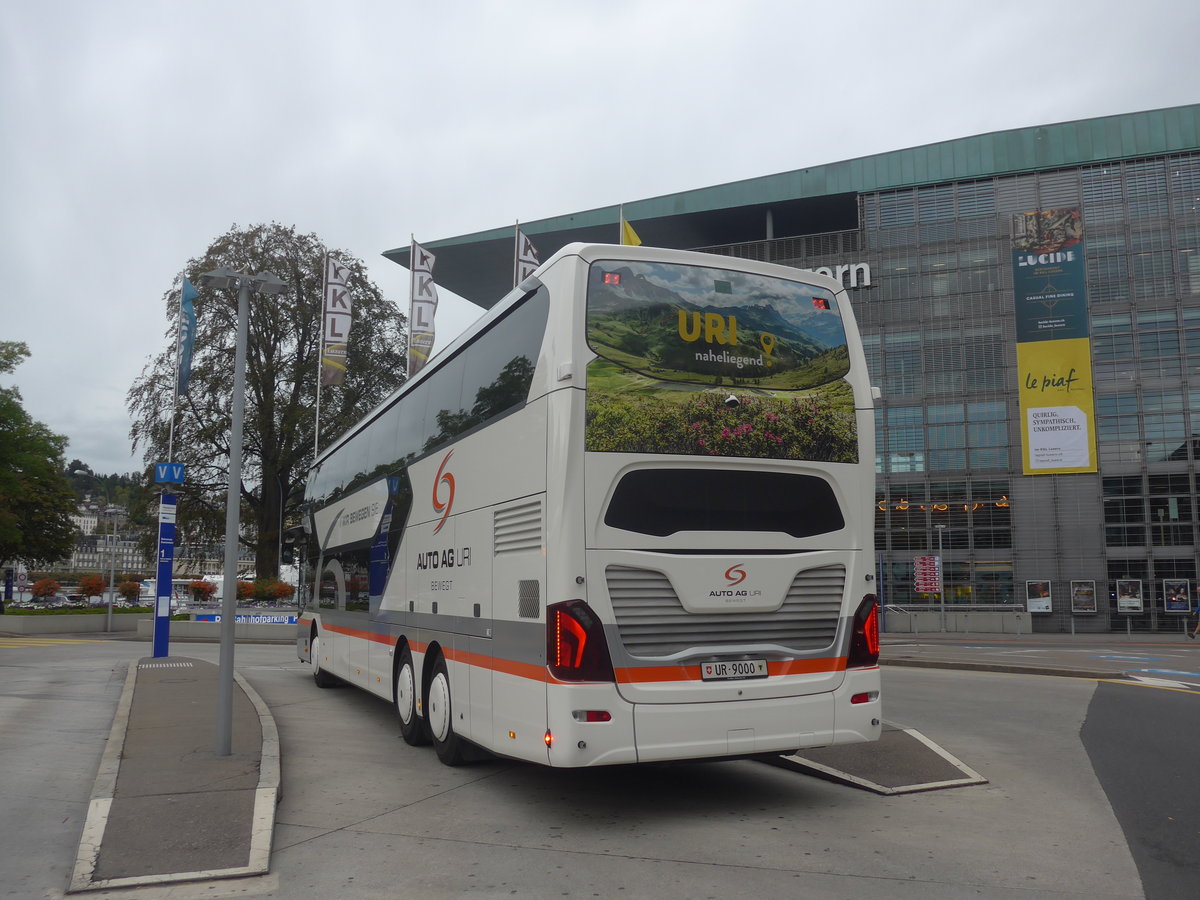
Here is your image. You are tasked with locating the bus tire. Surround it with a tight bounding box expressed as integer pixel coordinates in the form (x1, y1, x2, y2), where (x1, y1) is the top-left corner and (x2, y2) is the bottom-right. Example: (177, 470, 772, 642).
(394, 644, 429, 746)
(426, 655, 466, 766)
(311, 634, 337, 688)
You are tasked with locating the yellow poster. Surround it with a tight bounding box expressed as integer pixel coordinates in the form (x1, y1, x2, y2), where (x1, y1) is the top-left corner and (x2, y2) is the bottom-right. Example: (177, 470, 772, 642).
(1017, 337, 1097, 474)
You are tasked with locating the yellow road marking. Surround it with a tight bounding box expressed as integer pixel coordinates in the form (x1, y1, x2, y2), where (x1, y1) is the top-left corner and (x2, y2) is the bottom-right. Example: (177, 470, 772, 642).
(1098, 677, 1200, 695)
(0, 637, 111, 648)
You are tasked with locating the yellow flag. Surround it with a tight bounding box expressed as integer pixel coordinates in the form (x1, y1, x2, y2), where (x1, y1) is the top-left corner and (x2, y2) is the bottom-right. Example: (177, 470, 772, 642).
(620, 217, 642, 246)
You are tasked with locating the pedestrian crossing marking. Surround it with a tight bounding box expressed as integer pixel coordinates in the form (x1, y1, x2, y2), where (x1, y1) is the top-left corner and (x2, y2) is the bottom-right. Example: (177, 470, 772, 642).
(0, 637, 111, 648)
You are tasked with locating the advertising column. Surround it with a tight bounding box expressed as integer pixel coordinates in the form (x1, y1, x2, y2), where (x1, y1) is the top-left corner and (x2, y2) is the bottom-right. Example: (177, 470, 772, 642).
(1011, 208, 1097, 475)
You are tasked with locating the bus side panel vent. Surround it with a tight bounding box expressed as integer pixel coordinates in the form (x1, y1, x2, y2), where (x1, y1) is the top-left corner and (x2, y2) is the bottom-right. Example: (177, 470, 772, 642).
(518, 580, 541, 619)
(494, 499, 544, 556)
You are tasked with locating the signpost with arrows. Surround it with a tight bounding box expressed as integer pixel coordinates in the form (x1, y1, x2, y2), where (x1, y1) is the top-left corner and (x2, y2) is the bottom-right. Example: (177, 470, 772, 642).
(914, 554, 945, 631)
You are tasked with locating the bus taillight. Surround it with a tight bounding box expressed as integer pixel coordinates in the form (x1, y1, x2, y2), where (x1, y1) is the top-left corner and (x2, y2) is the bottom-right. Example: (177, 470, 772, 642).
(847, 594, 880, 668)
(547, 600, 615, 682)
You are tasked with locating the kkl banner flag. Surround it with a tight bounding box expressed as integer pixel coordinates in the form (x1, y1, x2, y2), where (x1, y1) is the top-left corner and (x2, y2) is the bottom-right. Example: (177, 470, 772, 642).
(514, 226, 540, 287)
(177, 278, 199, 395)
(321, 257, 352, 386)
(409, 241, 438, 378)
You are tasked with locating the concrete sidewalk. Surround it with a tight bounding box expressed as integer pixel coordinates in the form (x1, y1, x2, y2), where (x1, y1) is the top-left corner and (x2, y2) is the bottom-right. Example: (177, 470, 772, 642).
(69, 656, 279, 893)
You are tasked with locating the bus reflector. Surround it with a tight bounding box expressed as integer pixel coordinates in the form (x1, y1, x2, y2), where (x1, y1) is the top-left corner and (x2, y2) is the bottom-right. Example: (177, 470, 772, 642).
(573, 710, 612, 723)
(847, 594, 880, 668)
(547, 600, 616, 682)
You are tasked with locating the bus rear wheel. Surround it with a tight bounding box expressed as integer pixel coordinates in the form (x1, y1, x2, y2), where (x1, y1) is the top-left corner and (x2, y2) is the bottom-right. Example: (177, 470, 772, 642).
(394, 645, 429, 746)
(311, 634, 337, 688)
(426, 656, 466, 766)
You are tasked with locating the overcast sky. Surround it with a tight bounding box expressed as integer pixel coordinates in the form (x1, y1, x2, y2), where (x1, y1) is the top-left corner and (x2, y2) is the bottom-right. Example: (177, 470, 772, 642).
(2, 0, 1197, 476)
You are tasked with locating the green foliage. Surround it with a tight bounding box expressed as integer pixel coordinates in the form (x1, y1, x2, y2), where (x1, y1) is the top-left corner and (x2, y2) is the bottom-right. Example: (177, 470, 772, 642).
(0, 342, 79, 565)
(585, 389, 859, 462)
(126, 224, 408, 580)
(65, 463, 146, 513)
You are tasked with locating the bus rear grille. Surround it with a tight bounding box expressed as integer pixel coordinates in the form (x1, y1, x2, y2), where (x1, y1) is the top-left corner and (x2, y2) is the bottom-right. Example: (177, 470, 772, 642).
(494, 499, 543, 556)
(606, 564, 844, 659)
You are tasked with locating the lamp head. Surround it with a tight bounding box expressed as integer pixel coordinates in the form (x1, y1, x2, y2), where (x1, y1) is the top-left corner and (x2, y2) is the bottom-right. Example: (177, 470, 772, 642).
(198, 266, 239, 290)
(250, 272, 287, 296)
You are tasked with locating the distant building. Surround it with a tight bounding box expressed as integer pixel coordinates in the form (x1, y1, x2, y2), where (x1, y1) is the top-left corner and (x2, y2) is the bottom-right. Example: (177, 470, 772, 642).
(391, 105, 1200, 633)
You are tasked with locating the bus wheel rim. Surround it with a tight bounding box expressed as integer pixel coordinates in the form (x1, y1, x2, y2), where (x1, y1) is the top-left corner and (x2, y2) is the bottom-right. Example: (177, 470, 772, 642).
(428, 672, 450, 742)
(396, 662, 415, 725)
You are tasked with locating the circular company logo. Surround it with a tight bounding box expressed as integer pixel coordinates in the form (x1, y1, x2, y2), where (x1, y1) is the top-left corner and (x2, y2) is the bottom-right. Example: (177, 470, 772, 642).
(432, 450, 455, 533)
(725, 564, 747, 586)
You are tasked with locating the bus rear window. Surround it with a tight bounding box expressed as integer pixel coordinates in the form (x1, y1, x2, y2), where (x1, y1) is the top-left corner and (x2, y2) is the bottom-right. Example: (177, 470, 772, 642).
(604, 469, 844, 538)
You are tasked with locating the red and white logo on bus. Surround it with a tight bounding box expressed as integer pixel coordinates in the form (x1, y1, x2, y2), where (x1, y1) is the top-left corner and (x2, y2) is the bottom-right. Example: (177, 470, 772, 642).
(432, 450, 455, 533)
(725, 564, 747, 586)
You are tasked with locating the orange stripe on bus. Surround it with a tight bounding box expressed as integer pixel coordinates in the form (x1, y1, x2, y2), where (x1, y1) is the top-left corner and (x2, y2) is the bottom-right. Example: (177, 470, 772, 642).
(444, 646, 548, 682)
(615, 657, 846, 684)
(314, 620, 846, 685)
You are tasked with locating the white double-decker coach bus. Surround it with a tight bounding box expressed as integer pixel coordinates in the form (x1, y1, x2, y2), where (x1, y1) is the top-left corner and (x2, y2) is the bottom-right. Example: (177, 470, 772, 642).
(298, 242, 880, 767)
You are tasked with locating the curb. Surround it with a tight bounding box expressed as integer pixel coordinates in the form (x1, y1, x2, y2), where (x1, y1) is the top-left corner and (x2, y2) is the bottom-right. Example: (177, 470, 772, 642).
(68, 662, 279, 892)
(881, 657, 1129, 680)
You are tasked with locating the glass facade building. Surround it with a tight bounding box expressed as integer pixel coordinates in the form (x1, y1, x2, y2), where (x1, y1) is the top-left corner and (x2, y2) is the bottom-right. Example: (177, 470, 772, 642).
(393, 105, 1200, 633)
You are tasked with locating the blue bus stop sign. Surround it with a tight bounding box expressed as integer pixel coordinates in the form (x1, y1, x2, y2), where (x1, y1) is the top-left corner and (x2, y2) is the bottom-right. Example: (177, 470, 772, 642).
(153, 493, 177, 658)
(155, 463, 186, 484)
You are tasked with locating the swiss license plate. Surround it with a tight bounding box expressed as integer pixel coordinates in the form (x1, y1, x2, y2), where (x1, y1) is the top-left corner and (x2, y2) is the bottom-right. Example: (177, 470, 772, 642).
(700, 659, 768, 681)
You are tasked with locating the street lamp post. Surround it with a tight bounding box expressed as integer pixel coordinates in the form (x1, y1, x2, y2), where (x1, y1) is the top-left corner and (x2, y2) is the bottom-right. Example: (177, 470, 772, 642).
(198, 266, 287, 757)
(74, 471, 116, 631)
(105, 510, 118, 632)
(935, 523, 947, 632)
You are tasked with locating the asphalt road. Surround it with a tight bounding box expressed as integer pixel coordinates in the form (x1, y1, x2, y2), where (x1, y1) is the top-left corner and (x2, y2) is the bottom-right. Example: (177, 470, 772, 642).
(1082, 681, 1200, 900)
(1, 635, 1197, 898)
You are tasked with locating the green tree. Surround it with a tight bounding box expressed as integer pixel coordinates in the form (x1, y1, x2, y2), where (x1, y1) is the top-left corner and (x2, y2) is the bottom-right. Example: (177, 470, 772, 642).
(127, 224, 408, 579)
(0, 342, 79, 574)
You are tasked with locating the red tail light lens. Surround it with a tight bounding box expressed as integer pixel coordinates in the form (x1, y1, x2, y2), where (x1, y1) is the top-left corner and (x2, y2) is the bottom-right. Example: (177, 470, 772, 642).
(847, 594, 880, 668)
(547, 600, 615, 682)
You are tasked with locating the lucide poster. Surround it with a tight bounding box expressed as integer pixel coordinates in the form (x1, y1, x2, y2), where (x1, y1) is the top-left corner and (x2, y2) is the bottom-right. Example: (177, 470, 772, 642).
(1011, 208, 1097, 475)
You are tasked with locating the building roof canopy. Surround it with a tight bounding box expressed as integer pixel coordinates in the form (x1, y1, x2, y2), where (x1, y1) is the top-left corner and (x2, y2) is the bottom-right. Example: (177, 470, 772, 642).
(384, 104, 1200, 308)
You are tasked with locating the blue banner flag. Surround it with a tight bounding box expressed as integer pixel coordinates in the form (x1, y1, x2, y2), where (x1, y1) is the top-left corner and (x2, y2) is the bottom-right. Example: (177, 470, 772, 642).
(178, 278, 199, 395)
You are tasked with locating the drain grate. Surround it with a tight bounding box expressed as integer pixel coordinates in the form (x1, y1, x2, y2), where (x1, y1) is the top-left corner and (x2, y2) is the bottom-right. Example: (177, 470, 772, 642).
(138, 661, 195, 669)
(770, 722, 987, 794)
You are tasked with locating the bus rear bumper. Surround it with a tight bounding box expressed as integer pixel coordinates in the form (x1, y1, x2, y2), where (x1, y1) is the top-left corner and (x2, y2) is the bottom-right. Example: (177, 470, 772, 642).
(544, 669, 881, 767)
(633, 692, 837, 763)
